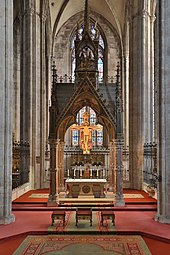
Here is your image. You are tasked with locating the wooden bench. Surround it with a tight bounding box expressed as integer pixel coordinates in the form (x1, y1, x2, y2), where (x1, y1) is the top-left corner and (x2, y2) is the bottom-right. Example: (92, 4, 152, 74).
(51, 210, 66, 226)
(101, 210, 115, 226)
(76, 207, 92, 227)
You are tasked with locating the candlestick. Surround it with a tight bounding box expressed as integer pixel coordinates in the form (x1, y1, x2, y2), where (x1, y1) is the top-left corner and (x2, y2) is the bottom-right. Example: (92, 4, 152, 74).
(103, 168, 105, 178)
(90, 169, 92, 178)
(80, 169, 82, 178)
(96, 169, 99, 179)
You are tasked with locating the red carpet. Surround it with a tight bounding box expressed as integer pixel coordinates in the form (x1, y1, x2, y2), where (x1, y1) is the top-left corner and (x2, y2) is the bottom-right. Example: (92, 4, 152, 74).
(2, 189, 168, 254)
(13, 189, 157, 204)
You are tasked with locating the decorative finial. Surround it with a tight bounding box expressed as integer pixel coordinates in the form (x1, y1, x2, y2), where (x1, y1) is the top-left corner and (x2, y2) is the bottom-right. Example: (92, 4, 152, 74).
(76, 22, 79, 40)
(83, 0, 89, 34)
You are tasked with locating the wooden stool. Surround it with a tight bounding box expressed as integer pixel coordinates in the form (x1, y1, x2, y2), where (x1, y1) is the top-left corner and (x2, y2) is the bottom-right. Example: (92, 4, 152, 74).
(76, 207, 92, 227)
(51, 210, 66, 226)
(101, 210, 115, 226)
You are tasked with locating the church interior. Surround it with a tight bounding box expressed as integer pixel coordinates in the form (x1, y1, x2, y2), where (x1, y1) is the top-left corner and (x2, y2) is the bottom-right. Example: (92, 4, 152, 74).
(0, 0, 170, 254)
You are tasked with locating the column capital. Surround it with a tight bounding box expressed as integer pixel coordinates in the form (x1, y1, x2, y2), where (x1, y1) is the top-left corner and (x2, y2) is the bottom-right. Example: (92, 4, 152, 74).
(41, 14, 47, 22)
(150, 14, 156, 23)
(22, 8, 40, 18)
(131, 9, 150, 22)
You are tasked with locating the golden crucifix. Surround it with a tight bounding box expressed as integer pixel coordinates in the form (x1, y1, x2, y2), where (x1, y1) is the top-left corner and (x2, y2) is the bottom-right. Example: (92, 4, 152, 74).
(71, 111, 101, 154)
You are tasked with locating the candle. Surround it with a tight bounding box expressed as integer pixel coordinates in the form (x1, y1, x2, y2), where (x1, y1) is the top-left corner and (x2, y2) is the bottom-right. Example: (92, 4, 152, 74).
(103, 168, 105, 178)
(67, 169, 69, 177)
(90, 169, 92, 177)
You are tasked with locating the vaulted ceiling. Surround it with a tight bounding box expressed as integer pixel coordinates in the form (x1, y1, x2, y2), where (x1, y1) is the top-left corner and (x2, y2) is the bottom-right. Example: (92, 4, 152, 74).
(49, 0, 127, 42)
(13, 0, 127, 44)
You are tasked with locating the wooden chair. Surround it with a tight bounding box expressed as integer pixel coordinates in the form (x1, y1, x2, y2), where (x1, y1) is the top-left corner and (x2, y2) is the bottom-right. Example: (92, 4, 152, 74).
(101, 210, 115, 226)
(76, 207, 92, 227)
(51, 210, 66, 226)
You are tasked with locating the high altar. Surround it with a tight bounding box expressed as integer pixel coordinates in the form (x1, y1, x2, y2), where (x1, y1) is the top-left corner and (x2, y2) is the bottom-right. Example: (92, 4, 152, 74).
(65, 178, 107, 198)
(64, 111, 108, 198)
(65, 162, 108, 198)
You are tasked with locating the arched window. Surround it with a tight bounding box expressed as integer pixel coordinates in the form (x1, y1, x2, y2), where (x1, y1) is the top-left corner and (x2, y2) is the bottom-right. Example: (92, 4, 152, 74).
(71, 106, 103, 147)
(71, 22, 105, 81)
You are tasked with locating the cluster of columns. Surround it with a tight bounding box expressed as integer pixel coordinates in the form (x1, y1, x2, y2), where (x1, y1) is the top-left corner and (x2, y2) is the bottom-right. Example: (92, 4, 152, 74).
(0, 0, 15, 224)
(0, 0, 50, 224)
(128, 0, 156, 190)
(154, 0, 170, 224)
(12, 0, 51, 190)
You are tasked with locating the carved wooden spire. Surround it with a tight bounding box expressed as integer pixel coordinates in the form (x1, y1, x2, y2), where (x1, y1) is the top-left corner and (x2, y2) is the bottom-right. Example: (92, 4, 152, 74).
(83, 0, 90, 34)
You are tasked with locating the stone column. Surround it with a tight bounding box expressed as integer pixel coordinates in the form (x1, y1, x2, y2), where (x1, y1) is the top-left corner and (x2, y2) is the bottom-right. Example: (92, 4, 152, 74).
(115, 63, 125, 206)
(13, 17, 21, 140)
(20, 0, 46, 189)
(129, 1, 156, 189)
(122, 54, 129, 149)
(56, 141, 60, 193)
(108, 140, 115, 192)
(48, 139, 58, 206)
(115, 139, 125, 206)
(0, 0, 15, 224)
(154, 0, 170, 224)
(122, 15, 130, 150)
(39, 13, 47, 188)
(20, 1, 36, 188)
(58, 141, 65, 192)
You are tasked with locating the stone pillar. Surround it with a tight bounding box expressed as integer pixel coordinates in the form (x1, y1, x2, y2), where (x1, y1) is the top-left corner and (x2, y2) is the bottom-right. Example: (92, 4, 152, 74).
(0, 0, 15, 224)
(122, 54, 129, 149)
(129, 0, 153, 189)
(13, 17, 21, 140)
(154, 0, 170, 224)
(122, 15, 129, 150)
(115, 63, 125, 206)
(20, 0, 46, 189)
(20, 1, 36, 188)
(150, 13, 156, 142)
(48, 139, 58, 206)
(58, 141, 65, 192)
(115, 139, 125, 206)
(108, 140, 115, 192)
(39, 13, 47, 188)
(56, 139, 59, 196)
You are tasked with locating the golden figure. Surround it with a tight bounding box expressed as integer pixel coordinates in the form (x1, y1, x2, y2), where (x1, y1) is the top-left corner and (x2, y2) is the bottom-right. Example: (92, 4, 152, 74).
(71, 111, 101, 154)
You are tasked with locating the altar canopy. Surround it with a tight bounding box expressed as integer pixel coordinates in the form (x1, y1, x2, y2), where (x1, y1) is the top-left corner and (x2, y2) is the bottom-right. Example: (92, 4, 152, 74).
(48, 0, 125, 207)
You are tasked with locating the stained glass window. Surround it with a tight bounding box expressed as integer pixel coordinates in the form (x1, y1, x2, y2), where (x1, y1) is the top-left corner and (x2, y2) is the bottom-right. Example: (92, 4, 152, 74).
(71, 22, 104, 81)
(72, 130, 79, 146)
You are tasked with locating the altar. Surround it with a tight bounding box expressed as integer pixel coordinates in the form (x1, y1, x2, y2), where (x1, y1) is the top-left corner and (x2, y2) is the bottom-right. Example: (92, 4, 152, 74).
(65, 178, 107, 198)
